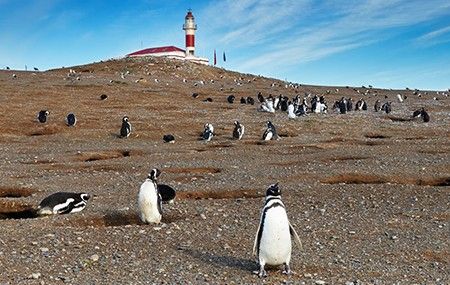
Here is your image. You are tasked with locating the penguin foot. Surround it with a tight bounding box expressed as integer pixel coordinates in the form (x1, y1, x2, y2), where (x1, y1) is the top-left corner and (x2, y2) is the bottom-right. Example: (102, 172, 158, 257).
(282, 264, 292, 275)
(252, 269, 267, 278)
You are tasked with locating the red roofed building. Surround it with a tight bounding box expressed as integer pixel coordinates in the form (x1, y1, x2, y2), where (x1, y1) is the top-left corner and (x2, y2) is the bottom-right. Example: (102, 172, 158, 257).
(126, 10, 209, 65)
(126, 46, 186, 60)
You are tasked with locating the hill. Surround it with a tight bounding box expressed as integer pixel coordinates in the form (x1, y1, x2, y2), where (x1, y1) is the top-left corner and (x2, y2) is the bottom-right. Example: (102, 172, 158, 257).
(0, 57, 448, 284)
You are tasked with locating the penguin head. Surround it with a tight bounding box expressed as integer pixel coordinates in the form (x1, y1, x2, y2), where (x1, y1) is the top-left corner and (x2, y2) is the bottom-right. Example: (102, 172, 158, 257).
(266, 183, 280, 197)
(234, 120, 240, 127)
(148, 168, 161, 181)
(122, 116, 129, 122)
(80, 193, 91, 201)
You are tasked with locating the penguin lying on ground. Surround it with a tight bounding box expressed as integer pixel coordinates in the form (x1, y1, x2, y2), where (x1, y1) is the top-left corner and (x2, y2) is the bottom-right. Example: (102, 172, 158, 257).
(38, 110, 49, 123)
(37, 192, 91, 216)
(412, 107, 430, 122)
(253, 183, 302, 278)
(163, 134, 175, 143)
(66, 113, 77, 127)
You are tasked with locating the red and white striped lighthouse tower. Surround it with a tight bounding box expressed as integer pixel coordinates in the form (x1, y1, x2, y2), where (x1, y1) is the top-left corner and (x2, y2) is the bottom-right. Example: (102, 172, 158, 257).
(183, 9, 197, 57)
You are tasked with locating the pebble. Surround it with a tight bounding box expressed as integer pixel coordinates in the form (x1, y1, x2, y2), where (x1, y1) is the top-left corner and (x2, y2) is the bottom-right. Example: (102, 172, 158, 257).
(40, 247, 49, 253)
(31, 272, 41, 279)
(315, 280, 326, 285)
(90, 254, 99, 262)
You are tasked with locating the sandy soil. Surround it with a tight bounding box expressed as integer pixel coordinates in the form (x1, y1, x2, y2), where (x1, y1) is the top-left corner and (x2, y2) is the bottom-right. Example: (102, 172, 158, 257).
(0, 57, 448, 284)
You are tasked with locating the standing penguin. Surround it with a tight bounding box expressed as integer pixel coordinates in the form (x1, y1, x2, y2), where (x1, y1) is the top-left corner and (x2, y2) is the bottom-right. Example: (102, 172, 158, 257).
(262, 121, 278, 141)
(253, 183, 302, 278)
(232, 121, 245, 140)
(37, 192, 90, 216)
(374, 100, 381, 112)
(66, 113, 77, 126)
(120, 116, 131, 138)
(37, 110, 49, 123)
(202, 123, 214, 141)
(138, 168, 162, 224)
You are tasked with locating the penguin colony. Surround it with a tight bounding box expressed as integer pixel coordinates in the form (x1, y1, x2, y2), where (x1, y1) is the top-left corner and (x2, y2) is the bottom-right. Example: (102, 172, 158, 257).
(24, 70, 440, 279)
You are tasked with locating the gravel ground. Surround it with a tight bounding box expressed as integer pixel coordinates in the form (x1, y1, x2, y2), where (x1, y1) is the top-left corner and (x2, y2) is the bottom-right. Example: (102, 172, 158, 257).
(0, 57, 448, 284)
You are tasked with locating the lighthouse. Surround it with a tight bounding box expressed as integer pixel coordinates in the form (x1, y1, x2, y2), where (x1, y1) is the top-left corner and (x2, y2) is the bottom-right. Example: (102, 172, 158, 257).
(183, 10, 197, 57)
(126, 9, 208, 65)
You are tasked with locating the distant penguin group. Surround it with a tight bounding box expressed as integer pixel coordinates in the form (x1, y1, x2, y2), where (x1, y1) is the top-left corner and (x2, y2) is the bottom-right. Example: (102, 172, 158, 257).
(37, 110, 77, 126)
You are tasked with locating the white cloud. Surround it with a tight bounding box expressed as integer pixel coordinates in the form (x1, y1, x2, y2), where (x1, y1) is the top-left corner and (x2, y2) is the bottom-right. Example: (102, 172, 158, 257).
(198, 0, 450, 73)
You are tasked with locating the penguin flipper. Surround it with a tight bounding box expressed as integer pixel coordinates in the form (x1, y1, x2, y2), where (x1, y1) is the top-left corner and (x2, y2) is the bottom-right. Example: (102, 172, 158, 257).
(253, 221, 262, 256)
(157, 193, 163, 216)
(289, 222, 303, 250)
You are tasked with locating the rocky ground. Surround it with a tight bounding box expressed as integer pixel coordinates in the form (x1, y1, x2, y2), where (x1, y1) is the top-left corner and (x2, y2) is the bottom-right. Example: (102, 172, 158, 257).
(0, 57, 448, 284)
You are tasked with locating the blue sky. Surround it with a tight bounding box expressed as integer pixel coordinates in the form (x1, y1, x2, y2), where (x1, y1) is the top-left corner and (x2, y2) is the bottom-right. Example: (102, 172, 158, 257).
(1, 0, 449, 90)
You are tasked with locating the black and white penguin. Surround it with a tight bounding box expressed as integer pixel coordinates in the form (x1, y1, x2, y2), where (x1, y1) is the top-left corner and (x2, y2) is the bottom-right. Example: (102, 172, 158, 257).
(413, 108, 430, 122)
(253, 183, 302, 278)
(37, 110, 49, 123)
(240, 97, 247, 104)
(138, 168, 162, 224)
(374, 100, 381, 112)
(262, 121, 277, 141)
(66, 113, 77, 127)
(100, 94, 108, 100)
(246, 97, 255, 105)
(381, 102, 392, 114)
(120, 116, 131, 138)
(257, 92, 265, 103)
(192, 93, 199, 98)
(157, 184, 176, 204)
(287, 101, 296, 119)
(202, 123, 214, 141)
(163, 134, 175, 143)
(346, 98, 353, 112)
(280, 97, 289, 112)
(36, 192, 90, 216)
(227, 95, 235, 104)
(338, 97, 347, 114)
(232, 120, 245, 140)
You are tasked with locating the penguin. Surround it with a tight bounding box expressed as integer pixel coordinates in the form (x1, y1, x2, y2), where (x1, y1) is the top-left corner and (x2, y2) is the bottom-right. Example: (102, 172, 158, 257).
(227, 95, 235, 103)
(232, 121, 245, 140)
(413, 108, 430, 122)
(253, 183, 302, 278)
(157, 184, 176, 204)
(262, 121, 277, 141)
(246, 97, 255, 105)
(346, 98, 353, 112)
(338, 97, 347, 114)
(203, 97, 213, 102)
(192, 93, 199, 98)
(280, 97, 289, 112)
(37, 110, 49, 123)
(202, 123, 214, 141)
(66, 113, 77, 127)
(100, 94, 108, 100)
(374, 100, 381, 112)
(287, 101, 296, 119)
(257, 92, 265, 103)
(163, 134, 175, 143)
(138, 168, 162, 224)
(421, 109, 430, 122)
(381, 102, 392, 114)
(37, 192, 90, 216)
(120, 116, 131, 138)
(240, 97, 247, 104)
